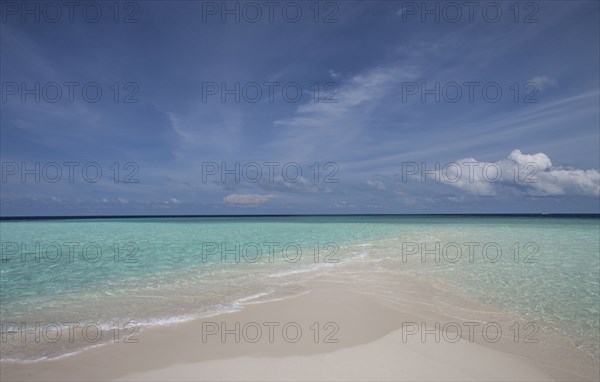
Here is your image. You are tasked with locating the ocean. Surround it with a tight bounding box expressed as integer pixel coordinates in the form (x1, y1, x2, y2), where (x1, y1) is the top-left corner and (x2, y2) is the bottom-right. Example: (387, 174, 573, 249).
(1, 215, 598, 362)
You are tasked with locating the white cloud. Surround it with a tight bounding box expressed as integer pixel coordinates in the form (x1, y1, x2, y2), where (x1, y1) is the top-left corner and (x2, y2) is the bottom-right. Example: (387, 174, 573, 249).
(528, 76, 558, 91)
(367, 180, 386, 190)
(253, 174, 331, 194)
(432, 158, 497, 196)
(117, 198, 129, 204)
(279, 66, 407, 126)
(223, 193, 277, 206)
(508, 149, 552, 170)
(434, 150, 599, 197)
(529, 168, 600, 196)
(271, 65, 418, 159)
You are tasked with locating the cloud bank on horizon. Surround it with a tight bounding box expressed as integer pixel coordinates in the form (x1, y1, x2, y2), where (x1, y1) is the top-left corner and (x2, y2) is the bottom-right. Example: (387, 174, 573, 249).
(1, 1, 599, 215)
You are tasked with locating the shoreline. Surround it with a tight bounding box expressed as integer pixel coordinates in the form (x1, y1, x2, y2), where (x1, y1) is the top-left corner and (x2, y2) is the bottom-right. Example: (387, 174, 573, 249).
(2, 271, 598, 381)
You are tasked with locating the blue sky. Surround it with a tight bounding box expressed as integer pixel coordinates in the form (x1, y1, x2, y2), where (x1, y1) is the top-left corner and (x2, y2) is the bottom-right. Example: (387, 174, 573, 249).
(1, 0, 599, 215)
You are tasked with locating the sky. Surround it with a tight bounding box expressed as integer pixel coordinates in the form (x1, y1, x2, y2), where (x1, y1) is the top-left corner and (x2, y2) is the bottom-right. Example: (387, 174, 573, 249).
(1, 0, 599, 216)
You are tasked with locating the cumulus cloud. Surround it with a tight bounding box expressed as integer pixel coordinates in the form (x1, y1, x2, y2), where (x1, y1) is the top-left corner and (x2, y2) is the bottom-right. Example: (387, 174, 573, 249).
(508, 149, 552, 170)
(528, 168, 600, 196)
(223, 193, 277, 206)
(431, 150, 599, 197)
(438, 159, 498, 196)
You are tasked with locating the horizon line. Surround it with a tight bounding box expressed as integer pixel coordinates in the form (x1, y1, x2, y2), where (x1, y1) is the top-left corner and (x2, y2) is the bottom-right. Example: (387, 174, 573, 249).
(1, 213, 599, 221)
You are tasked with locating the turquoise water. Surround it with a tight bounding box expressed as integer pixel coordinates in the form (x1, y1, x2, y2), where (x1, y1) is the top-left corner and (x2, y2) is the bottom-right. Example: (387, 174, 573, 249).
(1, 216, 598, 361)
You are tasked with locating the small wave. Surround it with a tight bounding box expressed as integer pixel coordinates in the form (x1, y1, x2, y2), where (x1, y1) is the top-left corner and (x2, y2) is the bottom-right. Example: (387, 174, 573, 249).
(351, 251, 369, 259)
(268, 261, 336, 278)
(418, 236, 440, 243)
(0, 303, 248, 363)
(236, 291, 275, 304)
(0, 342, 111, 363)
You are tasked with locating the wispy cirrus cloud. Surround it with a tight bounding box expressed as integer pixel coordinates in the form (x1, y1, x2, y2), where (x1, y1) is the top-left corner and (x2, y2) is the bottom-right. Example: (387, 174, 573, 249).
(529, 75, 558, 91)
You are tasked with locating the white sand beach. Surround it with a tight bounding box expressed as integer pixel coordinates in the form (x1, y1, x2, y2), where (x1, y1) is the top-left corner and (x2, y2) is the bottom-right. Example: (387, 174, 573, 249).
(2, 273, 597, 381)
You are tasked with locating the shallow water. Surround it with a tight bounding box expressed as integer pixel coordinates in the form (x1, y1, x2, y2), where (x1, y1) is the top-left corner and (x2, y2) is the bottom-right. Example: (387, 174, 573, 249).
(1, 216, 598, 361)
